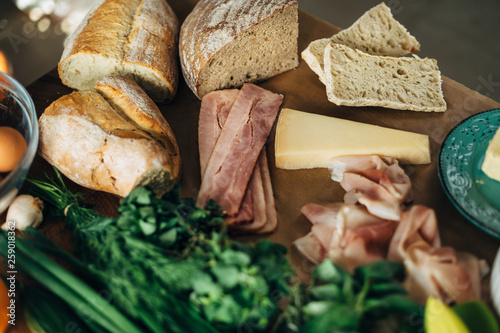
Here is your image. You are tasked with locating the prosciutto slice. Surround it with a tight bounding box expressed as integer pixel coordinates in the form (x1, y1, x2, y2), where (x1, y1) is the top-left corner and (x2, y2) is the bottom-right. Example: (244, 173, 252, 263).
(328, 155, 413, 220)
(196, 83, 283, 215)
(403, 244, 483, 305)
(387, 205, 441, 261)
(294, 202, 394, 273)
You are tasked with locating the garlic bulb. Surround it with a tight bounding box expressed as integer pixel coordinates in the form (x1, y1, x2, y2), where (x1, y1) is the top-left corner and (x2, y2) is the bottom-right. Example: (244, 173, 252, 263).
(1, 194, 44, 231)
(492, 248, 500, 316)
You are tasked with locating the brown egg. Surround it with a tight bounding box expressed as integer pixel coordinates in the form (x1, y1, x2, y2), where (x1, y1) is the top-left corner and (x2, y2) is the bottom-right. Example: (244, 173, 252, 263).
(0, 127, 27, 172)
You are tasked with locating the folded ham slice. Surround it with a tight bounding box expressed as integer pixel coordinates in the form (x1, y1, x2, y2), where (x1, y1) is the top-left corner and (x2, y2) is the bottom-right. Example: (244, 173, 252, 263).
(387, 205, 441, 261)
(388, 205, 485, 305)
(197, 83, 283, 215)
(403, 244, 484, 305)
(294, 202, 394, 273)
(328, 155, 413, 220)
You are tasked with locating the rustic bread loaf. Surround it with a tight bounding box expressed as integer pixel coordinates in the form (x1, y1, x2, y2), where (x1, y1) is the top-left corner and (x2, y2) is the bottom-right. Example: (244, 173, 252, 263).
(179, 0, 299, 99)
(39, 76, 180, 197)
(324, 43, 446, 112)
(58, 0, 179, 103)
(302, 2, 420, 83)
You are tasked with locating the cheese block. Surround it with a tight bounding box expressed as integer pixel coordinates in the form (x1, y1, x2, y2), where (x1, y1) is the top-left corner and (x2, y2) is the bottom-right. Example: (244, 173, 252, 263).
(274, 108, 430, 169)
(482, 127, 500, 181)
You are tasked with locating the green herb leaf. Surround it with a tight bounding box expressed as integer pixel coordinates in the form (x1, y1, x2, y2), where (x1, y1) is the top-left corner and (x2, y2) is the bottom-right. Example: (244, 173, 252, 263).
(313, 259, 349, 285)
(354, 260, 405, 283)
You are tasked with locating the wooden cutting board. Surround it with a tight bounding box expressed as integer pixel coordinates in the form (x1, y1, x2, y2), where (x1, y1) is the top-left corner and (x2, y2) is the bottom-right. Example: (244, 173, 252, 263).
(6, 3, 500, 332)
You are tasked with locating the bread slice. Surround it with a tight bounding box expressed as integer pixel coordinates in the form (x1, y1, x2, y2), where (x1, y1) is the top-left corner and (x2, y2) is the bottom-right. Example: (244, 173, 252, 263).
(302, 2, 420, 83)
(58, 0, 179, 103)
(179, 0, 298, 99)
(39, 76, 180, 197)
(324, 43, 446, 112)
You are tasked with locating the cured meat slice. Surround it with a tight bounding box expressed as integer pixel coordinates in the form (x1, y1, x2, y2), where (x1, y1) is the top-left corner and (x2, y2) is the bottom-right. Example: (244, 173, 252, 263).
(342, 172, 402, 221)
(300, 202, 342, 227)
(404, 244, 480, 305)
(226, 149, 267, 228)
(254, 151, 278, 234)
(294, 202, 394, 273)
(196, 83, 283, 215)
(328, 155, 413, 220)
(387, 205, 441, 261)
(328, 155, 395, 182)
(230, 150, 278, 234)
(198, 89, 239, 179)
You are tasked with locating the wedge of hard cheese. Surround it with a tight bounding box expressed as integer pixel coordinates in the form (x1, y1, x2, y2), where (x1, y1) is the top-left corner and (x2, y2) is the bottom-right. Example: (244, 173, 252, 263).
(482, 127, 500, 181)
(274, 108, 430, 169)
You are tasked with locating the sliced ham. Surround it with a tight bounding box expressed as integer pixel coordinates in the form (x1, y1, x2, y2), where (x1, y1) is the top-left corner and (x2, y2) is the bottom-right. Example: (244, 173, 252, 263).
(198, 89, 239, 179)
(387, 205, 441, 261)
(300, 202, 342, 227)
(228, 149, 271, 233)
(342, 172, 402, 221)
(197, 84, 279, 233)
(328, 155, 396, 182)
(404, 244, 480, 305)
(294, 231, 327, 265)
(254, 151, 278, 234)
(196, 83, 283, 215)
(294, 154, 487, 305)
(294, 202, 394, 273)
(329, 155, 413, 220)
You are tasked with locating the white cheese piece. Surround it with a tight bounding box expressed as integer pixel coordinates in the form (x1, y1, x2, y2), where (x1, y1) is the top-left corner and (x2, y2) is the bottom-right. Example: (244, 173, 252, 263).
(274, 108, 430, 169)
(482, 127, 500, 181)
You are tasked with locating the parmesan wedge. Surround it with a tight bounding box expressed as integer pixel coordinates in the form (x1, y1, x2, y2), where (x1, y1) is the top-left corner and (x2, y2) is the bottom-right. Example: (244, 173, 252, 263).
(274, 108, 430, 169)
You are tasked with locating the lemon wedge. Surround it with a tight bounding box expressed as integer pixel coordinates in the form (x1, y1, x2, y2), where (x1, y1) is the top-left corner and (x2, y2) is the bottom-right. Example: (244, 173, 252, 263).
(425, 297, 470, 333)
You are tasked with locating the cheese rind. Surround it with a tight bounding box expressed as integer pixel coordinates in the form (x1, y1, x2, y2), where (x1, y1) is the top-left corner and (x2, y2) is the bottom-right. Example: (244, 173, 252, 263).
(482, 127, 500, 181)
(274, 108, 430, 169)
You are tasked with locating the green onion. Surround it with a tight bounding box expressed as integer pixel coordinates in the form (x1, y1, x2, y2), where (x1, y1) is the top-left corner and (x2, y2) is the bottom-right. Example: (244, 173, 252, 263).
(0, 232, 143, 333)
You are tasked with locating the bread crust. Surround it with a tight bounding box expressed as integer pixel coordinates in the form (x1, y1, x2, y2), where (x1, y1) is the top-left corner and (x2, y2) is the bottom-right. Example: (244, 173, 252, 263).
(179, 0, 298, 98)
(58, 0, 179, 103)
(95, 76, 180, 179)
(39, 79, 180, 197)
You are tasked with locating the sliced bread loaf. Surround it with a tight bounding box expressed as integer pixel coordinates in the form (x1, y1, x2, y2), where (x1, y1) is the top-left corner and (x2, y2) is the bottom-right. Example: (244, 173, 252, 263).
(179, 0, 299, 99)
(302, 2, 420, 83)
(324, 43, 446, 112)
(58, 0, 179, 103)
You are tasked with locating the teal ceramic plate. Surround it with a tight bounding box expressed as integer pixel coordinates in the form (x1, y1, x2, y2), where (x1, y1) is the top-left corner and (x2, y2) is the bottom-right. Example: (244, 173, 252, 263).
(438, 109, 500, 239)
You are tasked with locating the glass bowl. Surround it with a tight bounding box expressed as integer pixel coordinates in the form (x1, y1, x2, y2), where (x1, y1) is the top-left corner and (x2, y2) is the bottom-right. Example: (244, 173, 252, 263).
(0, 72, 38, 214)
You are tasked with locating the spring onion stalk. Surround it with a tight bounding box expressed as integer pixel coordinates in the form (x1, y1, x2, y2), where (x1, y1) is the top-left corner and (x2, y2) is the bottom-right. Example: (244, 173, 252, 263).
(24, 286, 93, 333)
(0, 232, 144, 333)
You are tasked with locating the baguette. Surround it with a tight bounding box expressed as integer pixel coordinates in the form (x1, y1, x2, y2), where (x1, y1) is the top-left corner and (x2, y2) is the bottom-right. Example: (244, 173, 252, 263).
(179, 0, 299, 99)
(58, 0, 179, 103)
(302, 2, 420, 83)
(324, 43, 446, 112)
(39, 76, 180, 197)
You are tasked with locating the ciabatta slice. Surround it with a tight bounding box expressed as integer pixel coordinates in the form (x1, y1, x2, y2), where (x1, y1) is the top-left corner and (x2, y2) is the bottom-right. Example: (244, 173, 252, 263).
(324, 43, 446, 112)
(302, 2, 420, 83)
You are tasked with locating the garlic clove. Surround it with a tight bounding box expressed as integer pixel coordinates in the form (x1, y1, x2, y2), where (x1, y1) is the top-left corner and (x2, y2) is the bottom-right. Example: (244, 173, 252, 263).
(1, 194, 44, 231)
